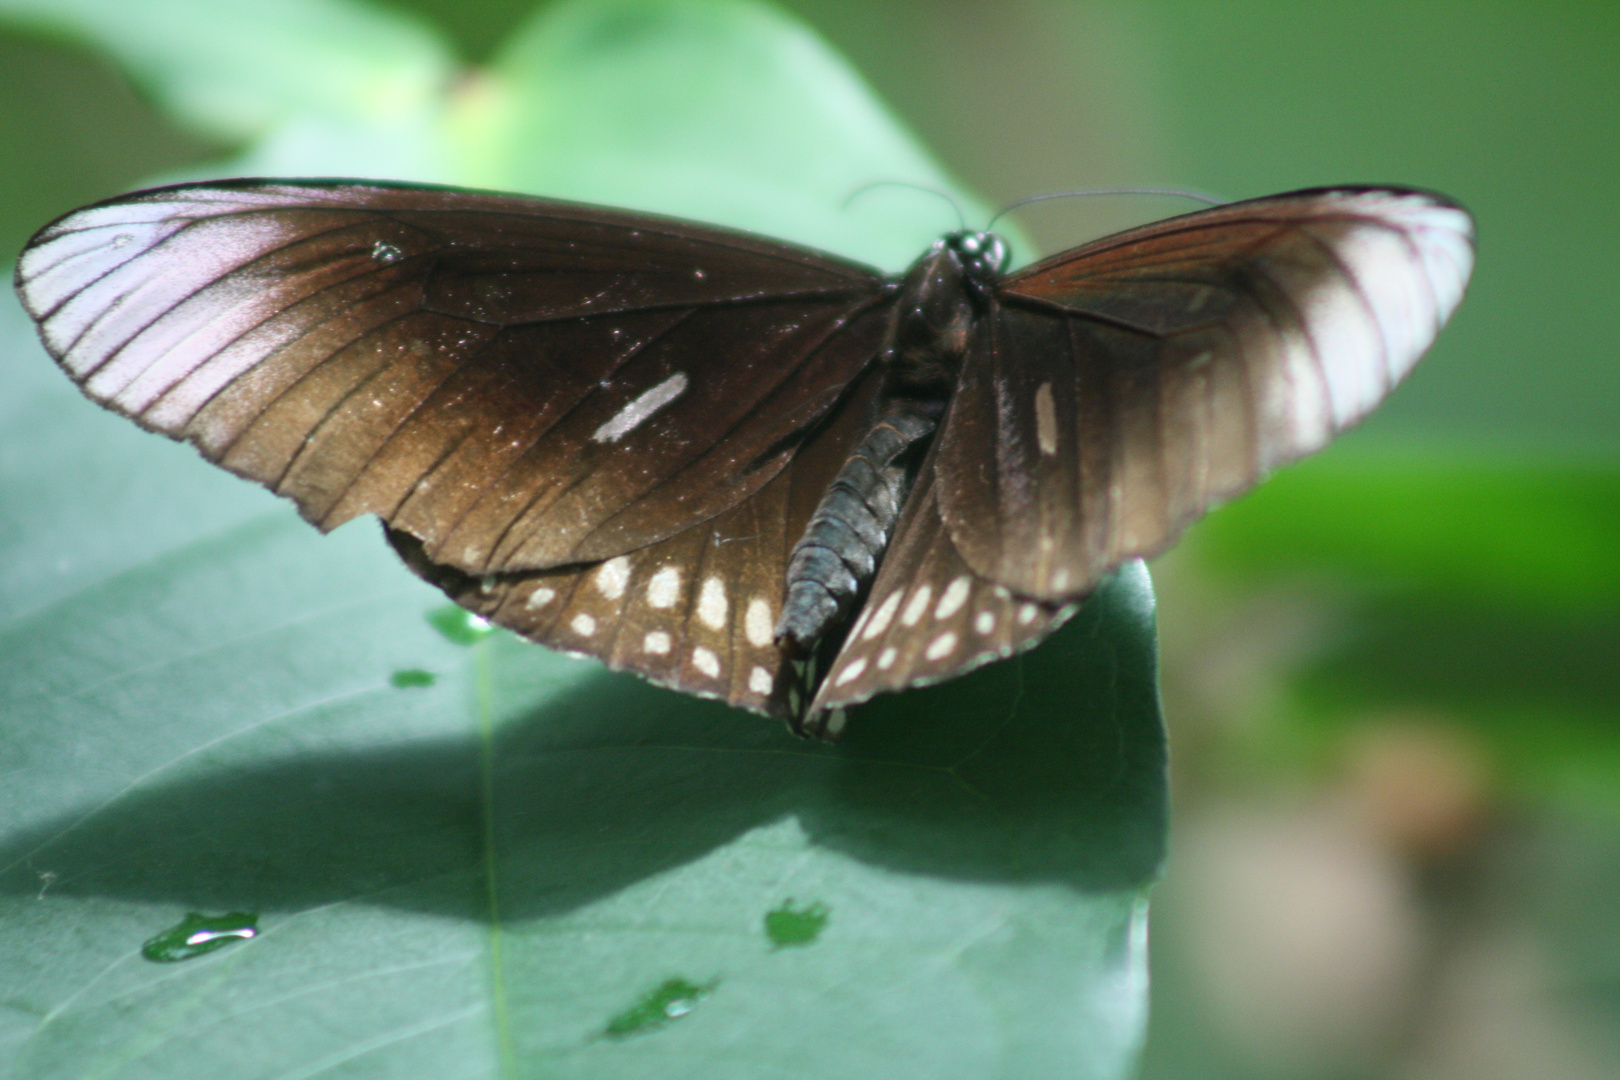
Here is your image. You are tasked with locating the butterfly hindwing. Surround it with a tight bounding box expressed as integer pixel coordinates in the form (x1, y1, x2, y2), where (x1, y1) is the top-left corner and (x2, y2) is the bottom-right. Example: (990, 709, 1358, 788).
(934, 187, 1474, 600)
(16, 180, 889, 577)
(388, 466, 801, 716)
(806, 436, 1076, 732)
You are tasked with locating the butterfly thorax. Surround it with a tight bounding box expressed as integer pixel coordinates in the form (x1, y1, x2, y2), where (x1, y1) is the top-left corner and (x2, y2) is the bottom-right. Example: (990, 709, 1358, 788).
(773, 231, 1008, 661)
(882, 231, 1007, 395)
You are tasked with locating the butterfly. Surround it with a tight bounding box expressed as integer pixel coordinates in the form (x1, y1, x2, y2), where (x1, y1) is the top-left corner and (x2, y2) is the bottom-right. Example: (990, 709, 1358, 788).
(14, 180, 1473, 738)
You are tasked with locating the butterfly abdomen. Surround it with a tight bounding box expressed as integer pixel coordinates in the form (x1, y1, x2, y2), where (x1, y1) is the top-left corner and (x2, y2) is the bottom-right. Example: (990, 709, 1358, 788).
(774, 233, 1011, 661)
(775, 404, 938, 654)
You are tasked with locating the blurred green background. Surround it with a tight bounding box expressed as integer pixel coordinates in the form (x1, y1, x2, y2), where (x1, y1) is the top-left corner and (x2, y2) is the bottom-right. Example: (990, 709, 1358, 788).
(2, 1, 1615, 1078)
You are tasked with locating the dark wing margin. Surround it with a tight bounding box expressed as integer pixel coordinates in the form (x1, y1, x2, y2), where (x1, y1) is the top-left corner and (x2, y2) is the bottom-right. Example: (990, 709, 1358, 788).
(934, 186, 1474, 600)
(15, 179, 889, 575)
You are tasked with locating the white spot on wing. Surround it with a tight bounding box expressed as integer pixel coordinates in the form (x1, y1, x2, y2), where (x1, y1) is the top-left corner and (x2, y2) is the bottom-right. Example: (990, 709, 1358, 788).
(591, 371, 689, 443)
(749, 666, 773, 695)
(643, 630, 671, 654)
(525, 587, 556, 610)
(834, 657, 868, 686)
(647, 566, 681, 608)
(1017, 603, 1038, 625)
(570, 613, 596, 637)
(877, 646, 897, 670)
(691, 646, 721, 678)
(861, 591, 903, 640)
(1034, 382, 1058, 456)
(925, 632, 957, 661)
(900, 586, 933, 627)
(974, 610, 995, 634)
(595, 556, 630, 599)
(697, 577, 728, 629)
(935, 576, 971, 620)
(745, 598, 773, 647)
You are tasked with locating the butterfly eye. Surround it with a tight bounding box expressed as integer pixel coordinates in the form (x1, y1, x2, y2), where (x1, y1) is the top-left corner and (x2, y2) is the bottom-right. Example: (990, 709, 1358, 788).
(945, 231, 1008, 276)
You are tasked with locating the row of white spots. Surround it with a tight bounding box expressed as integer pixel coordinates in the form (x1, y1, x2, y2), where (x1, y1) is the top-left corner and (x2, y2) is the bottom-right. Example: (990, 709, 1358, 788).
(590, 371, 689, 443)
(821, 571, 1062, 698)
(861, 575, 976, 648)
(522, 555, 788, 703)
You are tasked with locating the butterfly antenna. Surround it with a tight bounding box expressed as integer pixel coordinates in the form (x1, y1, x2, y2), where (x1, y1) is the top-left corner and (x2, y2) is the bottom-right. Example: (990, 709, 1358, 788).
(985, 186, 1227, 232)
(842, 181, 966, 233)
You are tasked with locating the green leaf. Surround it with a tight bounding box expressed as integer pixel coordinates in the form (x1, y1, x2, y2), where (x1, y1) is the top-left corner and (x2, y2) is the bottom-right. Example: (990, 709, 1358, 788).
(477, 0, 996, 269)
(0, 0, 455, 142)
(1172, 443, 1620, 812)
(1183, 443, 1620, 618)
(0, 1, 1163, 1076)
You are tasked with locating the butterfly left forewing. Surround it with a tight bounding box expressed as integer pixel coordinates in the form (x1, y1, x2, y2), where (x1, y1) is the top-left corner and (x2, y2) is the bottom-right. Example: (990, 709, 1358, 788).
(933, 186, 1474, 601)
(16, 180, 889, 579)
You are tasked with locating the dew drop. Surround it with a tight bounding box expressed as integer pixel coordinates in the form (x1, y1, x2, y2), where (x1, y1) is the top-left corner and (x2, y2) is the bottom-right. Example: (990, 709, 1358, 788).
(390, 669, 436, 688)
(427, 605, 495, 646)
(142, 912, 258, 963)
(370, 240, 403, 265)
(764, 900, 829, 948)
(111, 233, 134, 248)
(604, 977, 718, 1038)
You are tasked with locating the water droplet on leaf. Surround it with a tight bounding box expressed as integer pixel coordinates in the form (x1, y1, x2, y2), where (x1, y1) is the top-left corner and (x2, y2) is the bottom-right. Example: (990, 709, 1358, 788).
(604, 977, 718, 1038)
(427, 605, 494, 645)
(390, 668, 436, 688)
(764, 900, 829, 948)
(142, 912, 258, 962)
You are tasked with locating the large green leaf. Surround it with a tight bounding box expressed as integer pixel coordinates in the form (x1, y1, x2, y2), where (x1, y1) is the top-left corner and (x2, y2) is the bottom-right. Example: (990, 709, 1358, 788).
(0, 1, 1165, 1076)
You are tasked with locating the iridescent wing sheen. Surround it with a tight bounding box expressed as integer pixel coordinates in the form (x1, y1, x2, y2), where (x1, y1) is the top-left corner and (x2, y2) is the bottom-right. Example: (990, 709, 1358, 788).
(933, 187, 1474, 600)
(16, 180, 890, 577)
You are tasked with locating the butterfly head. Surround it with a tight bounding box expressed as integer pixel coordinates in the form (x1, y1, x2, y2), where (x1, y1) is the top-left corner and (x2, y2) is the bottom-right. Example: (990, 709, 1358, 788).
(939, 230, 1009, 279)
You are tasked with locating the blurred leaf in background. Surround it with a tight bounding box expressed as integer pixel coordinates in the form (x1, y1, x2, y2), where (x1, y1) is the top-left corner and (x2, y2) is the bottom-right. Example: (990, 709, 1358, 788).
(0, 1, 1163, 1078)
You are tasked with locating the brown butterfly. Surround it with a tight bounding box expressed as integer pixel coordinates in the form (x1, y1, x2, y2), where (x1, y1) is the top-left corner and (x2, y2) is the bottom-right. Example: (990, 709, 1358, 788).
(14, 180, 1473, 738)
